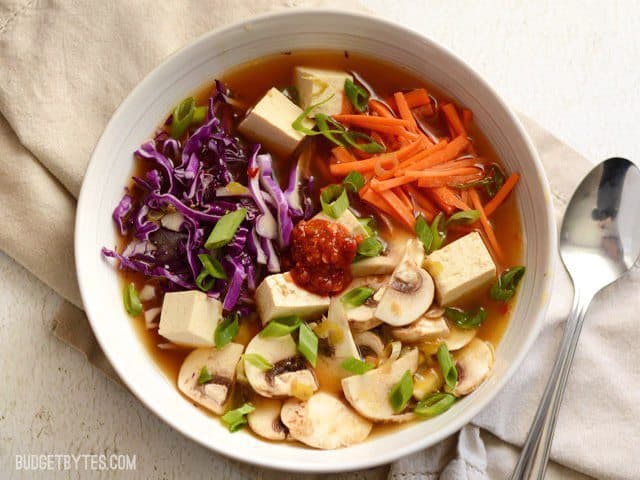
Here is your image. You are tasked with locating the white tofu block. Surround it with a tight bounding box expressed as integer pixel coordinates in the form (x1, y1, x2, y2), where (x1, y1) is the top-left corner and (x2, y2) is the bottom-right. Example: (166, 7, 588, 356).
(313, 209, 369, 238)
(158, 291, 222, 347)
(294, 67, 352, 117)
(238, 87, 314, 157)
(424, 232, 497, 306)
(255, 273, 330, 325)
(350, 234, 411, 277)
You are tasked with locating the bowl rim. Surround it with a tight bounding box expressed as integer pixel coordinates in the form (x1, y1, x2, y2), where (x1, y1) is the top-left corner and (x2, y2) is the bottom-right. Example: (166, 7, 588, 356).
(75, 7, 556, 473)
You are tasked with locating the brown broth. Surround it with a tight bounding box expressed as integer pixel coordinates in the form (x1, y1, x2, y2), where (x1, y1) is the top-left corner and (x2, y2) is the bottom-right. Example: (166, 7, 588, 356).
(118, 50, 523, 439)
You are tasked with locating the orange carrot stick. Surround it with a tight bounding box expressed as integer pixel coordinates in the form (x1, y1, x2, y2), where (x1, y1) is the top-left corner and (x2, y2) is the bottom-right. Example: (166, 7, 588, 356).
(393, 186, 413, 211)
(469, 188, 502, 262)
(393, 139, 448, 173)
(398, 136, 469, 173)
(332, 114, 410, 128)
(484, 173, 520, 216)
(368, 99, 396, 118)
(360, 188, 402, 222)
(393, 92, 418, 133)
(406, 184, 438, 216)
(462, 108, 473, 130)
(417, 173, 483, 189)
(379, 189, 415, 229)
(404, 167, 481, 178)
(429, 158, 484, 171)
(371, 175, 417, 192)
(332, 146, 357, 164)
(404, 89, 430, 108)
(441, 103, 467, 138)
(430, 186, 471, 212)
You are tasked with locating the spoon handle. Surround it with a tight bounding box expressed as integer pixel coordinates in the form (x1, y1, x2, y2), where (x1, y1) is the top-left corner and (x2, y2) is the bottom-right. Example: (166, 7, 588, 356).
(511, 289, 592, 480)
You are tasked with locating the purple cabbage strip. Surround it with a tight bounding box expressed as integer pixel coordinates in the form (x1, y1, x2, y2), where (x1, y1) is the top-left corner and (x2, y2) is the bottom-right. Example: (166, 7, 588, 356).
(257, 154, 294, 248)
(247, 145, 278, 240)
(112, 194, 133, 235)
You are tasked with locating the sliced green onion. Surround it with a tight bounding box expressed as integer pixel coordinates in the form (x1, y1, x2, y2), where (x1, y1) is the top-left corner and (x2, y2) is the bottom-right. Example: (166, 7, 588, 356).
(192, 106, 208, 124)
(314, 113, 352, 147)
(389, 370, 414, 413)
(415, 214, 434, 252)
(195, 270, 216, 292)
(344, 78, 369, 112)
(221, 403, 255, 432)
(447, 210, 480, 226)
(243, 353, 273, 371)
(320, 185, 349, 219)
(171, 97, 196, 139)
(490, 266, 526, 301)
(357, 217, 377, 237)
(204, 208, 247, 249)
(197, 366, 213, 385)
(325, 116, 385, 153)
(214, 312, 239, 348)
(123, 283, 143, 317)
(343, 171, 365, 192)
(292, 95, 336, 135)
(452, 164, 505, 198)
(198, 254, 227, 279)
(414, 392, 456, 417)
(437, 344, 458, 391)
(444, 306, 487, 329)
(357, 237, 384, 257)
(260, 316, 302, 337)
(341, 356, 375, 375)
(280, 85, 300, 105)
(341, 287, 375, 308)
(430, 212, 446, 252)
(297, 323, 318, 367)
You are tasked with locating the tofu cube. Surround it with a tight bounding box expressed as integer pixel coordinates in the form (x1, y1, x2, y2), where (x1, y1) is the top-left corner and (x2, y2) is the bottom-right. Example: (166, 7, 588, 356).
(255, 273, 330, 325)
(424, 232, 496, 306)
(294, 67, 352, 117)
(313, 209, 369, 238)
(158, 291, 222, 347)
(238, 87, 314, 157)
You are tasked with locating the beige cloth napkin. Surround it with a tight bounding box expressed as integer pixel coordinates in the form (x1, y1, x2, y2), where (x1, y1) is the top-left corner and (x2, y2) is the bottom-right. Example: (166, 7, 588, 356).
(1, 1, 638, 479)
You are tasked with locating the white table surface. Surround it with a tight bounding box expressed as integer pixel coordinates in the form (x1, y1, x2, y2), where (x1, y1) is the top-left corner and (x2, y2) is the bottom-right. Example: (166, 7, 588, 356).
(2, 1, 638, 478)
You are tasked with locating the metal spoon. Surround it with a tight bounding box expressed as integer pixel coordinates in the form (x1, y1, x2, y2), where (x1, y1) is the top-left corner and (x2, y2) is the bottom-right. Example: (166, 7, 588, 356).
(512, 157, 640, 480)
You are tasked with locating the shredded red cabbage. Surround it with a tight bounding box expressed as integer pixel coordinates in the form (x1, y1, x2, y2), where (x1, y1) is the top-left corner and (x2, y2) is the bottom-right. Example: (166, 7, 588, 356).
(102, 83, 314, 312)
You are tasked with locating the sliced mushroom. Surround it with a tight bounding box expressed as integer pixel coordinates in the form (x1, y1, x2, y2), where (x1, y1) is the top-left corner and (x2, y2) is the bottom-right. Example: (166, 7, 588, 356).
(453, 338, 494, 396)
(350, 233, 412, 277)
(342, 276, 388, 332)
(177, 343, 244, 414)
(412, 368, 444, 400)
(419, 321, 478, 355)
(314, 297, 360, 359)
(375, 248, 435, 326)
(391, 316, 449, 344)
(341, 348, 419, 422)
(247, 397, 289, 441)
(354, 331, 385, 359)
(244, 335, 318, 398)
(281, 392, 372, 449)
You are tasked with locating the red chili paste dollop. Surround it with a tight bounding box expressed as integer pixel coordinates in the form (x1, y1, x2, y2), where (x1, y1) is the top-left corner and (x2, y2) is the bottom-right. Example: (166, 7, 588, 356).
(289, 219, 357, 296)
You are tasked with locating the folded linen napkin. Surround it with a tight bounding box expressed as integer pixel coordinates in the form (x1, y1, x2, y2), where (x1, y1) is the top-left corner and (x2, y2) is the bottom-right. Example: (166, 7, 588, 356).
(0, 1, 637, 479)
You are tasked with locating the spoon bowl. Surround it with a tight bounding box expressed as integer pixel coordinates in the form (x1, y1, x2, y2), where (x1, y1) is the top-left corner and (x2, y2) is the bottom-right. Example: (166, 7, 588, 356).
(513, 157, 640, 480)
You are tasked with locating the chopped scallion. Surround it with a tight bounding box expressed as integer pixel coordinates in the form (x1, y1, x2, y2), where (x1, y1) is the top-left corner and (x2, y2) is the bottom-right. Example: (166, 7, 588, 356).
(123, 283, 143, 317)
(195, 270, 216, 292)
(242, 353, 273, 371)
(343, 171, 365, 192)
(260, 316, 302, 337)
(214, 312, 239, 348)
(297, 323, 318, 367)
(357, 217, 377, 237)
(320, 185, 349, 219)
(198, 254, 227, 280)
(197, 366, 213, 385)
(171, 97, 196, 139)
(444, 306, 487, 329)
(341, 356, 375, 375)
(490, 266, 526, 301)
(356, 237, 384, 257)
(389, 370, 414, 413)
(192, 106, 208, 124)
(414, 392, 456, 417)
(344, 78, 369, 112)
(446, 210, 480, 226)
(341, 287, 375, 308)
(415, 214, 434, 252)
(204, 208, 247, 249)
(221, 403, 255, 432)
(437, 344, 458, 391)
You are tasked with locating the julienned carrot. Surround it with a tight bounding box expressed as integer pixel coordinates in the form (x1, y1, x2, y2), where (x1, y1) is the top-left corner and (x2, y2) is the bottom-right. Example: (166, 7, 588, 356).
(462, 108, 473, 130)
(360, 187, 397, 218)
(404, 89, 430, 108)
(368, 99, 396, 118)
(332, 146, 357, 164)
(397, 136, 469, 173)
(393, 139, 448, 173)
(393, 186, 413, 211)
(404, 167, 481, 178)
(430, 186, 471, 212)
(441, 103, 467, 138)
(459, 188, 470, 206)
(429, 158, 484, 171)
(374, 138, 430, 179)
(417, 173, 483, 189)
(469, 188, 502, 262)
(393, 92, 418, 133)
(379, 189, 415, 229)
(484, 173, 520, 216)
(406, 184, 438, 215)
(371, 175, 416, 192)
(332, 114, 410, 128)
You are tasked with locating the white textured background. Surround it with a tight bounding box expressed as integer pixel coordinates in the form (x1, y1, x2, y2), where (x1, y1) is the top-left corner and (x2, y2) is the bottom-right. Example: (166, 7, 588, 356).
(1, 1, 638, 478)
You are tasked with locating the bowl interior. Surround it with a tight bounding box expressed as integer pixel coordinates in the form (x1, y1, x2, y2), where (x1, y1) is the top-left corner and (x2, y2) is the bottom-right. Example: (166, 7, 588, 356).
(75, 9, 554, 473)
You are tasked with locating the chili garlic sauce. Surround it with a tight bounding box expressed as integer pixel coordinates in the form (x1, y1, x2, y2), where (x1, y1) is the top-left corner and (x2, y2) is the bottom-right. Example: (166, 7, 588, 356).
(119, 50, 523, 440)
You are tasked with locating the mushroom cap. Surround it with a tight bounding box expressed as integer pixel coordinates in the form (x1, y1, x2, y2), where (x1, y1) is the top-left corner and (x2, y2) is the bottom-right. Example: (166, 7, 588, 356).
(390, 316, 450, 344)
(244, 335, 318, 398)
(342, 276, 388, 332)
(453, 338, 494, 396)
(419, 321, 478, 354)
(341, 348, 419, 422)
(318, 297, 362, 359)
(375, 265, 435, 327)
(177, 344, 244, 414)
(354, 331, 385, 358)
(281, 392, 372, 449)
(247, 397, 289, 441)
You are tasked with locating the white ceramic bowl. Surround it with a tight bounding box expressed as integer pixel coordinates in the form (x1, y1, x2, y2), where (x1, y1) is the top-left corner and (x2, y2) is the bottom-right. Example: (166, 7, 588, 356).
(76, 8, 555, 473)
